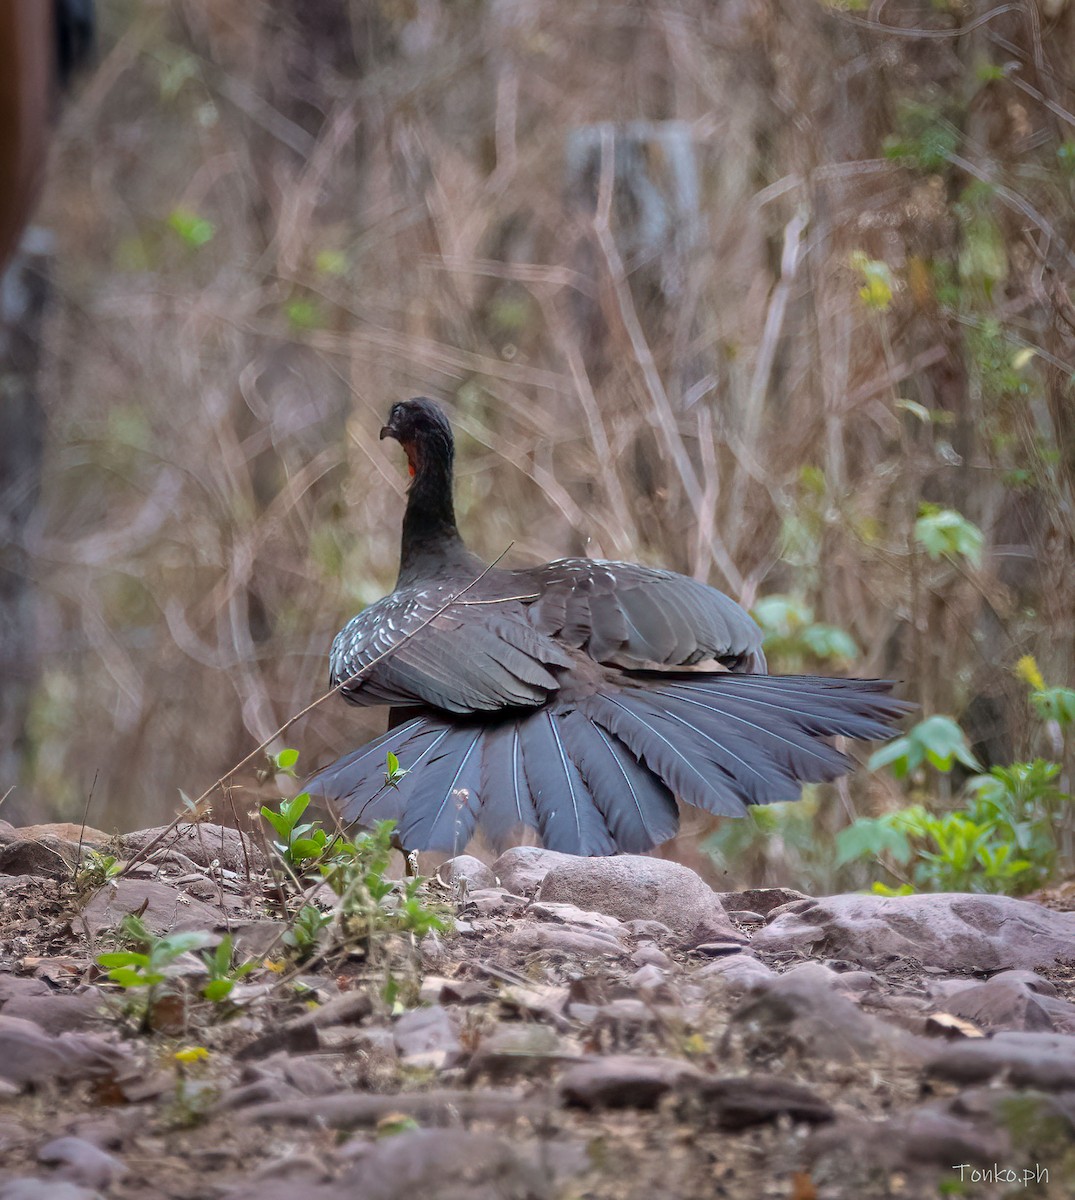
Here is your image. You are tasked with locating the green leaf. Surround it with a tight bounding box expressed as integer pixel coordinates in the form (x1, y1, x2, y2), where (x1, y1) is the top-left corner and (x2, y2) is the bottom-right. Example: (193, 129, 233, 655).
(260, 806, 290, 839)
(202, 979, 234, 1002)
(914, 505, 984, 567)
(274, 748, 300, 770)
(167, 208, 215, 248)
(290, 837, 324, 861)
(835, 817, 912, 867)
(97, 951, 150, 969)
(107, 967, 165, 988)
(1031, 687, 1075, 726)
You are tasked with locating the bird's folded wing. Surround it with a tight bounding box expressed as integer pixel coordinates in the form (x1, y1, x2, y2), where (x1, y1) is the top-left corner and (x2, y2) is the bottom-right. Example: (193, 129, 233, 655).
(329, 581, 573, 713)
(519, 558, 766, 672)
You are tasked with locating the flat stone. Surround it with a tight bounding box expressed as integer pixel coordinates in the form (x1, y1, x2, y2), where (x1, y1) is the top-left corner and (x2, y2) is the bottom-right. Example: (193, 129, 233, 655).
(336, 1128, 565, 1200)
(0, 836, 79, 879)
(491, 847, 578, 895)
(0, 1016, 128, 1090)
(236, 1088, 539, 1129)
(272, 1056, 337, 1096)
(715, 887, 812, 916)
(631, 943, 673, 969)
(805, 1106, 1008, 1180)
(723, 970, 930, 1066)
(466, 1024, 579, 1081)
(2, 991, 107, 1036)
(228, 919, 287, 960)
(928, 1032, 1075, 1089)
(751, 892, 1075, 971)
(0, 1182, 104, 1200)
(462, 889, 523, 917)
(37, 1137, 128, 1190)
(393, 1005, 462, 1066)
(118, 822, 265, 873)
(559, 1054, 706, 1109)
(0, 822, 109, 847)
(696, 953, 775, 994)
(235, 990, 373, 1061)
(537, 855, 742, 945)
(80, 878, 226, 936)
(694, 1074, 835, 1130)
(509, 924, 625, 957)
(529, 901, 623, 930)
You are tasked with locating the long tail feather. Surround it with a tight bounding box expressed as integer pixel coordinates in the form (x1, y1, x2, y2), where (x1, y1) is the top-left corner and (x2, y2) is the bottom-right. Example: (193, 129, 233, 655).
(305, 673, 912, 855)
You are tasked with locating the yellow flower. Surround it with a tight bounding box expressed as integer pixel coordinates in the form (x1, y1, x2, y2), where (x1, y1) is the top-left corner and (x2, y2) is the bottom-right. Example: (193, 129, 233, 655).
(1015, 655, 1046, 692)
(263, 958, 286, 973)
(174, 1046, 209, 1064)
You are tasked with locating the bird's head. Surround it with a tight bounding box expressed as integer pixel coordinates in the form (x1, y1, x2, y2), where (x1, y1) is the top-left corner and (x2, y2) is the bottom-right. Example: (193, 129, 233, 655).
(379, 397, 454, 479)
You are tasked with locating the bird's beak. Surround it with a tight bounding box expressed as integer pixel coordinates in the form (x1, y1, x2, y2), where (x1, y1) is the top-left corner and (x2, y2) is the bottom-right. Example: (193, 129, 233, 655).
(379, 422, 398, 442)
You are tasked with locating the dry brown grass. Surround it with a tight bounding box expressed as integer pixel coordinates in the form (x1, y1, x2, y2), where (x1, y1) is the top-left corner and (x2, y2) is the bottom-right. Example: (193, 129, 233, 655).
(16, 1, 1075, 882)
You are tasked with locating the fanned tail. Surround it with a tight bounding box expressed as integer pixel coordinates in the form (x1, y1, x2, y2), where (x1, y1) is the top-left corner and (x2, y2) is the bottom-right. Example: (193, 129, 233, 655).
(305, 674, 913, 855)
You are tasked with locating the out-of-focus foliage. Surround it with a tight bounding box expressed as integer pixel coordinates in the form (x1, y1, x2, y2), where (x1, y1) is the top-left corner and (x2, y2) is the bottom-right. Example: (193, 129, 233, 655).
(13, 1, 1075, 892)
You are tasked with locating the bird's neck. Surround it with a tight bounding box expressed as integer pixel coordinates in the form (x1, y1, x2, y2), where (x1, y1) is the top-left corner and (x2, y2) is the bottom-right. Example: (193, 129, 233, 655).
(397, 449, 468, 583)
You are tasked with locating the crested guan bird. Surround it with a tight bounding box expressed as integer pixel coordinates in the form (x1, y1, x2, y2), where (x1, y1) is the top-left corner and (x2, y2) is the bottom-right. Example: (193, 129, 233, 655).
(306, 398, 911, 856)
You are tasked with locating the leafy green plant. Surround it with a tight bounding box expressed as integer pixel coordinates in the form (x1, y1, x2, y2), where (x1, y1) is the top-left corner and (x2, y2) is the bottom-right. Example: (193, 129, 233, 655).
(199, 934, 257, 1003)
(320, 819, 451, 944)
(914, 504, 984, 568)
(74, 849, 123, 891)
(867, 714, 979, 778)
(97, 915, 214, 1028)
(261, 791, 342, 870)
(752, 594, 858, 671)
(282, 903, 333, 960)
(846, 694, 1071, 894)
(166, 207, 215, 248)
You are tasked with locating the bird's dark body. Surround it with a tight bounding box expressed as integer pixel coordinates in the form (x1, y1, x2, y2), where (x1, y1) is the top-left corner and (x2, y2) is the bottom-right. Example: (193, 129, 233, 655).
(306, 398, 911, 855)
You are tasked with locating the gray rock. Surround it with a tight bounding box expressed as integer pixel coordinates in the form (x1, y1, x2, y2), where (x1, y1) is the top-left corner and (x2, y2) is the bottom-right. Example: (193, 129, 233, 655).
(462, 889, 523, 917)
(437, 854, 496, 891)
(631, 942, 673, 970)
(941, 976, 1057, 1033)
(118, 822, 265, 873)
(558, 1054, 706, 1109)
(491, 846, 577, 895)
(393, 1005, 462, 1068)
(0, 836, 79, 879)
(237, 1088, 540, 1130)
(37, 1137, 127, 1190)
(529, 901, 622, 930)
(0, 1183, 103, 1200)
(696, 953, 776, 994)
(928, 1031, 1075, 1089)
(2, 991, 107, 1035)
(537, 855, 742, 945)
(694, 1074, 834, 1130)
(806, 1107, 1008, 1182)
(715, 887, 812, 916)
(723, 970, 930, 1066)
(751, 892, 1075, 971)
(80, 878, 226, 936)
(336, 1128, 568, 1200)
(235, 989, 373, 1061)
(280, 1055, 341, 1097)
(509, 924, 625, 957)
(0, 1016, 128, 1090)
(466, 1024, 579, 1081)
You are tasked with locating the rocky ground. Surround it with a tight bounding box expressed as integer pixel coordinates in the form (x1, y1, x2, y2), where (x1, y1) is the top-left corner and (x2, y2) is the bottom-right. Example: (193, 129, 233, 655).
(2, 819, 1075, 1199)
